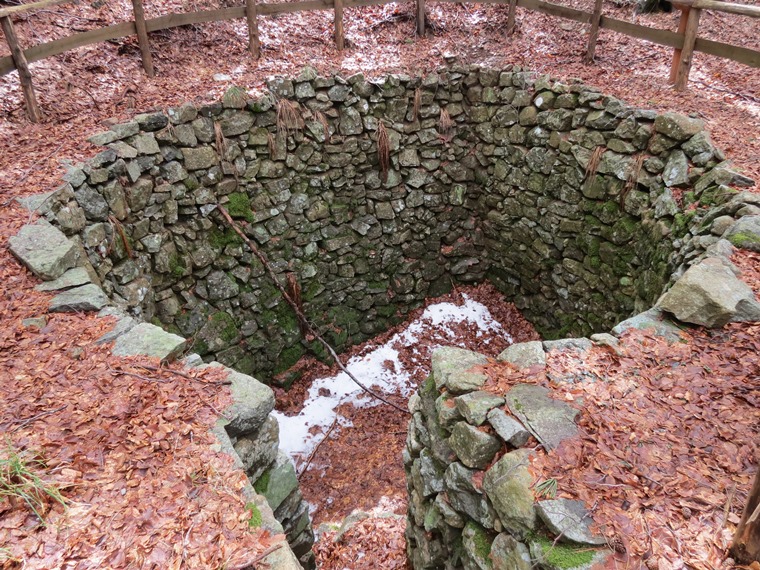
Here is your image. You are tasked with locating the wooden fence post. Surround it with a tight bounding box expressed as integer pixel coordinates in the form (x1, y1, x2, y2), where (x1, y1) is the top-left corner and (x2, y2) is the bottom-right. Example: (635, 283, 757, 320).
(131, 0, 154, 77)
(584, 0, 603, 62)
(245, 0, 260, 58)
(506, 0, 518, 35)
(669, 5, 690, 83)
(732, 469, 760, 564)
(674, 6, 701, 90)
(334, 0, 344, 50)
(416, 0, 425, 37)
(0, 15, 42, 122)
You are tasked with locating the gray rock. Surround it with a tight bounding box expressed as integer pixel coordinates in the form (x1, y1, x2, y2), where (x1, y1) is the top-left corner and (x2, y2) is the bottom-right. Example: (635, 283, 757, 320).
(654, 112, 703, 141)
(657, 257, 760, 327)
(487, 408, 530, 447)
(74, 186, 110, 221)
(49, 284, 109, 312)
(253, 452, 299, 511)
(542, 338, 593, 353)
(506, 384, 578, 451)
(183, 146, 218, 170)
(431, 347, 489, 393)
(497, 341, 545, 368)
(339, 106, 362, 136)
(233, 416, 279, 482)
(449, 421, 502, 469)
(445, 462, 497, 529)
(436, 393, 464, 428)
(535, 499, 606, 546)
(724, 215, 760, 252)
(111, 322, 188, 360)
(206, 364, 275, 436)
(662, 150, 689, 187)
(35, 267, 91, 292)
(711, 215, 736, 236)
(611, 307, 683, 340)
(491, 534, 532, 570)
(97, 315, 138, 344)
(462, 521, 495, 570)
(411, 448, 446, 497)
(9, 220, 77, 280)
(483, 449, 536, 537)
(455, 392, 506, 426)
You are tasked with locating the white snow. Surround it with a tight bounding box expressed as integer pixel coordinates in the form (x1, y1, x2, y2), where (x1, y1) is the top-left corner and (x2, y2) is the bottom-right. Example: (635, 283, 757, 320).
(273, 294, 511, 465)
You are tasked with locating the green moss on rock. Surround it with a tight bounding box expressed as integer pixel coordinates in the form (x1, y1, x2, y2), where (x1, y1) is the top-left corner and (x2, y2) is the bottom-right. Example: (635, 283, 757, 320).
(227, 192, 255, 222)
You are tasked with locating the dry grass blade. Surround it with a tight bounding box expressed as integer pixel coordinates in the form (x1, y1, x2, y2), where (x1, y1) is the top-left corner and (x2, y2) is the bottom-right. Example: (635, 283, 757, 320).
(267, 131, 276, 159)
(412, 87, 421, 122)
(214, 121, 228, 156)
(377, 121, 390, 183)
(276, 98, 303, 139)
(0, 442, 67, 525)
(583, 145, 606, 189)
(315, 110, 330, 143)
(621, 153, 645, 207)
(439, 107, 453, 136)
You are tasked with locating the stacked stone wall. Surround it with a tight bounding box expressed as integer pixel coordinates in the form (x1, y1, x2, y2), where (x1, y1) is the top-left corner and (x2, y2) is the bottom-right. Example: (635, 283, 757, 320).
(37, 65, 752, 381)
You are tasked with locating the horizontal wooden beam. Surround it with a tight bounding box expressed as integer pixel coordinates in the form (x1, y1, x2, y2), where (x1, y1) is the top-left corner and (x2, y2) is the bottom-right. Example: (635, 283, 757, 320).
(0, 0, 70, 19)
(673, 0, 760, 17)
(0, 0, 758, 77)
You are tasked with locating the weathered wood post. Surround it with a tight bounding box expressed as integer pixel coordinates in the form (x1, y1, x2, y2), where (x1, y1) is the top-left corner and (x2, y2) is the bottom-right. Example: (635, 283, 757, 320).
(416, 0, 425, 37)
(131, 0, 155, 77)
(506, 0, 518, 35)
(0, 14, 42, 122)
(732, 469, 760, 563)
(674, 5, 701, 90)
(584, 0, 604, 62)
(334, 0, 344, 50)
(245, 0, 260, 58)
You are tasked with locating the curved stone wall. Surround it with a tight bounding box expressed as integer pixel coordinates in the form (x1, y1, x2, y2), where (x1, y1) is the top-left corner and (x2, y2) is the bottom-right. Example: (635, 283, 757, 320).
(36, 65, 751, 382)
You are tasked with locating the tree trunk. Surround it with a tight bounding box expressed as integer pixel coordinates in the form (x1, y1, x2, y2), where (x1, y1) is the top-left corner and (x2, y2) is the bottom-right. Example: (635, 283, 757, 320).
(732, 469, 760, 564)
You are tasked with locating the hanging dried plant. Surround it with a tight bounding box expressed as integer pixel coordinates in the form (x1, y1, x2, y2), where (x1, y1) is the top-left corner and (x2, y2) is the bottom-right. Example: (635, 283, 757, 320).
(214, 122, 228, 157)
(439, 108, 453, 134)
(276, 98, 303, 139)
(621, 153, 645, 207)
(583, 145, 606, 191)
(412, 88, 421, 123)
(315, 110, 330, 143)
(377, 121, 390, 183)
(267, 131, 276, 159)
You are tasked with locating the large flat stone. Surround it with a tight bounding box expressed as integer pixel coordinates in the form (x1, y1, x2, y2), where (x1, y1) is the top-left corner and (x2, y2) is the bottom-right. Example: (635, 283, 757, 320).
(111, 322, 187, 360)
(482, 449, 536, 537)
(49, 284, 109, 313)
(9, 220, 77, 280)
(506, 384, 578, 451)
(431, 347, 489, 393)
(497, 341, 546, 368)
(35, 267, 91, 292)
(535, 499, 606, 546)
(657, 257, 760, 327)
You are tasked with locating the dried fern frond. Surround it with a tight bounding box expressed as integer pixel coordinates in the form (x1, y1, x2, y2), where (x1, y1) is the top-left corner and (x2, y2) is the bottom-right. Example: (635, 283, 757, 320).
(583, 145, 606, 189)
(315, 111, 330, 143)
(377, 121, 390, 184)
(267, 132, 276, 159)
(412, 88, 421, 123)
(276, 99, 303, 139)
(621, 153, 645, 207)
(214, 122, 228, 156)
(439, 107, 453, 135)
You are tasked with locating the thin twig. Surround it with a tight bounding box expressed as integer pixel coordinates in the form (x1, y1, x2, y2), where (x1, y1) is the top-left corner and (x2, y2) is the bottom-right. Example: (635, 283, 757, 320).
(298, 417, 339, 479)
(108, 366, 169, 384)
(217, 205, 410, 415)
(11, 405, 66, 432)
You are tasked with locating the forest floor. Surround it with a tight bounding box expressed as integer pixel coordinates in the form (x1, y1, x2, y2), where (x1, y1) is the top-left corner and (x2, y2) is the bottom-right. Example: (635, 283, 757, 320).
(1, 0, 759, 568)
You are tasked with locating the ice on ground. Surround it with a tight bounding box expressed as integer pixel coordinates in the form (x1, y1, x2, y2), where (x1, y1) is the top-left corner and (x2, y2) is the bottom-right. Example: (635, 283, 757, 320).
(273, 294, 511, 463)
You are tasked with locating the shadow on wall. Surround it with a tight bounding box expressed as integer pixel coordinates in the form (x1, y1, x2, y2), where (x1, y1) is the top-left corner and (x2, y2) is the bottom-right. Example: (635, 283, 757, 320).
(29, 64, 755, 383)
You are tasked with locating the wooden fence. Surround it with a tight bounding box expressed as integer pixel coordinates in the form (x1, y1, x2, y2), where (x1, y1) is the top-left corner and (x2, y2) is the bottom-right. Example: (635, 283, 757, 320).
(1, 0, 759, 121)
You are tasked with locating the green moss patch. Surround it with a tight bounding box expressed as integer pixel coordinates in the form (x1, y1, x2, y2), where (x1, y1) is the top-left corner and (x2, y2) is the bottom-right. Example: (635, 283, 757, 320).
(227, 192, 255, 222)
(245, 502, 263, 528)
(532, 535, 596, 569)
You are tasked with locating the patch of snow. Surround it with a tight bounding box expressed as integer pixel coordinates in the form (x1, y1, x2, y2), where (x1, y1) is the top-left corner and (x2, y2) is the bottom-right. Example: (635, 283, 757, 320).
(273, 294, 511, 463)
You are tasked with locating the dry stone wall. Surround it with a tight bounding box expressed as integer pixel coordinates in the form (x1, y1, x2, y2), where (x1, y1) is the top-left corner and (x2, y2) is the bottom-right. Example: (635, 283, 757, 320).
(35, 64, 755, 384)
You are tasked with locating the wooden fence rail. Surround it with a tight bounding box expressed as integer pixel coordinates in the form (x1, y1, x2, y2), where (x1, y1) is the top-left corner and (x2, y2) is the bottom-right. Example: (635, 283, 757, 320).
(1, 0, 759, 121)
